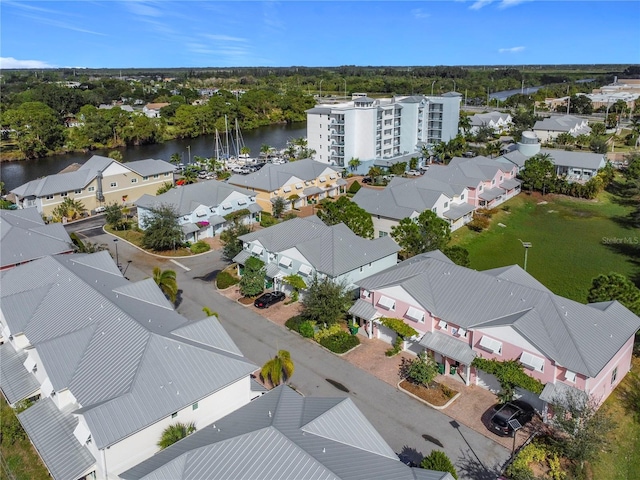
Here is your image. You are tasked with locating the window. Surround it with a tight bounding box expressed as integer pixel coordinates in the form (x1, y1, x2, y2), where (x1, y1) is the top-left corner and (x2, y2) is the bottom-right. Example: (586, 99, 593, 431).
(143, 176, 149, 181)
(164, 173, 170, 177)
(192, 402, 199, 411)
(252, 245, 263, 255)
(74, 189, 82, 194)
(131, 178, 138, 183)
(405, 306, 424, 322)
(153, 174, 159, 179)
(444, 202, 449, 209)
(362, 289, 371, 298)
(88, 186, 95, 192)
(479, 335, 502, 354)
(171, 412, 178, 419)
(457, 328, 467, 337)
(45, 195, 54, 200)
(377, 295, 395, 310)
(110, 182, 117, 188)
(279, 256, 292, 267)
(319, 176, 327, 182)
(438, 320, 448, 330)
(564, 370, 577, 383)
(460, 194, 465, 200)
(283, 186, 292, 193)
(491, 179, 496, 185)
(500, 176, 503, 181)
(295, 183, 303, 190)
(432, 207, 437, 213)
(298, 264, 313, 276)
(60, 192, 68, 197)
(519, 351, 545, 372)
(222, 202, 232, 210)
(611, 367, 618, 385)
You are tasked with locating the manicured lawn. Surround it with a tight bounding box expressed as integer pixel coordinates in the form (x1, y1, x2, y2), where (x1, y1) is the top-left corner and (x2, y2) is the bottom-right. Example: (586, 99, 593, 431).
(105, 225, 193, 257)
(590, 356, 640, 480)
(0, 398, 50, 480)
(452, 191, 638, 302)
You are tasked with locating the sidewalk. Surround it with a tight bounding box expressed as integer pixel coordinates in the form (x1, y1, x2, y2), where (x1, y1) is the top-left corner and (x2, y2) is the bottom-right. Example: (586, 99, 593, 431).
(218, 284, 529, 450)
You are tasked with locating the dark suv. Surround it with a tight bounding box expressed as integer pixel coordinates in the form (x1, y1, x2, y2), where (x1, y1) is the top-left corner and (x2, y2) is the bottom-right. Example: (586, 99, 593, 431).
(488, 400, 535, 436)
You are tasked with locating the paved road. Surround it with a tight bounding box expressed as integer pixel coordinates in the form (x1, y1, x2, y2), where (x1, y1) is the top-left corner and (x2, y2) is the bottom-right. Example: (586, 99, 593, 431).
(74, 226, 510, 479)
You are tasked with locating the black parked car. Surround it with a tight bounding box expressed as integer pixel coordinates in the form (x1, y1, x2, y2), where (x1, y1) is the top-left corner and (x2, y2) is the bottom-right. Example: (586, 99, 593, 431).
(253, 291, 286, 308)
(488, 400, 535, 436)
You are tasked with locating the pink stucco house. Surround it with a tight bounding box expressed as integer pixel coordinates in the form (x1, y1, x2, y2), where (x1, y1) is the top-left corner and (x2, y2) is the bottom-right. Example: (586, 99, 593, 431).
(349, 251, 640, 410)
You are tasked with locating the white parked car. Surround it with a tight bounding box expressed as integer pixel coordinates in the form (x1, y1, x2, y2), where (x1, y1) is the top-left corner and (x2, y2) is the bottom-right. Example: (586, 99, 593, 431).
(406, 170, 421, 176)
(94, 206, 106, 213)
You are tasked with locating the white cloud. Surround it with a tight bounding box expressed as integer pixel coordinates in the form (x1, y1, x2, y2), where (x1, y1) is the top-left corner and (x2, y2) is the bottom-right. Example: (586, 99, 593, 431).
(0, 57, 55, 69)
(202, 34, 248, 43)
(122, 1, 162, 17)
(498, 0, 531, 8)
(498, 46, 525, 53)
(470, 0, 493, 10)
(411, 8, 430, 19)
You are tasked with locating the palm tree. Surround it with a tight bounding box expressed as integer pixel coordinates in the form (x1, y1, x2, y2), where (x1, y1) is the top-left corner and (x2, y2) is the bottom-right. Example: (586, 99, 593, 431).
(260, 350, 294, 387)
(170, 153, 181, 165)
(367, 166, 383, 182)
(52, 197, 87, 222)
(181, 165, 198, 184)
(348, 157, 361, 172)
(157, 422, 196, 450)
(240, 146, 251, 157)
(459, 114, 472, 138)
(260, 143, 272, 158)
(153, 267, 178, 303)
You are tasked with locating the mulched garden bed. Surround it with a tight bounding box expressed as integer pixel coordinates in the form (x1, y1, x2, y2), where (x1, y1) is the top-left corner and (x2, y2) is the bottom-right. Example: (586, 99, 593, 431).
(399, 379, 458, 407)
(238, 296, 255, 305)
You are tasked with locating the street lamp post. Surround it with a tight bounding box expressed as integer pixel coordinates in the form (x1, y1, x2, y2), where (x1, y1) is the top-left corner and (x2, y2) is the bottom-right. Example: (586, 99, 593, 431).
(519, 239, 532, 271)
(452, 80, 456, 92)
(319, 79, 324, 99)
(431, 80, 437, 96)
(113, 239, 119, 270)
(187, 145, 191, 165)
(343, 79, 347, 100)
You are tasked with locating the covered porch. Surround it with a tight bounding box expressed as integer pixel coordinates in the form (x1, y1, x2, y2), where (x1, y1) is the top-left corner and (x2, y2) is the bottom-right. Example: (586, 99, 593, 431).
(349, 298, 381, 339)
(418, 331, 477, 386)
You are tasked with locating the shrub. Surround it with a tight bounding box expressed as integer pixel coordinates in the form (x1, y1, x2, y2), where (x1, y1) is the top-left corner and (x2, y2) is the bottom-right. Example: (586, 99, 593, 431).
(347, 180, 361, 194)
(313, 323, 344, 342)
(506, 442, 547, 480)
(299, 321, 316, 338)
(380, 317, 418, 339)
(467, 215, 491, 232)
(420, 450, 458, 479)
(472, 357, 544, 394)
(285, 315, 305, 332)
(386, 336, 403, 357)
(216, 270, 239, 289)
(404, 351, 439, 386)
(190, 240, 210, 254)
(224, 208, 251, 222)
(319, 331, 359, 353)
(260, 212, 280, 228)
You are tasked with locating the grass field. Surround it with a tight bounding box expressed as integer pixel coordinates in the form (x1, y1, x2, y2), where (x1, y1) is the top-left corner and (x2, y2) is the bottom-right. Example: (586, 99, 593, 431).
(452, 190, 639, 302)
(590, 356, 640, 480)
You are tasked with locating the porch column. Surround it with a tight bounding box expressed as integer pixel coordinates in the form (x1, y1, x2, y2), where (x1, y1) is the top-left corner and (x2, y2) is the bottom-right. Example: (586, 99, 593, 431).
(368, 319, 373, 339)
(465, 363, 471, 386)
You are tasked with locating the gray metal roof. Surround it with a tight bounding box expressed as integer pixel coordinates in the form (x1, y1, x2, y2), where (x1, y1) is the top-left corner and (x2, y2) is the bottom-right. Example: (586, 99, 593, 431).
(136, 180, 254, 216)
(265, 262, 281, 278)
(478, 187, 505, 201)
(121, 385, 428, 480)
(498, 150, 528, 168)
(356, 252, 640, 377)
(232, 249, 251, 264)
(352, 176, 456, 221)
(181, 222, 199, 235)
(539, 381, 588, 405)
(469, 111, 511, 127)
(419, 331, 477, 365)
(442, 202, 475, 220)
(17, 398, 95, 480)
(240, 216, 398, 278)
(304, 186, 325, 195)
(0, 342, 40, 404)
(11, 156, 174, 198)
(349, 298, 380, 321)
(0, 252, 257, 449)
(0, 208, 74, 268)
(228, 159, 339, 192)
(501, 178, 522, 190)
(538, 148, 606, 170)
(533, 115, 589, 133)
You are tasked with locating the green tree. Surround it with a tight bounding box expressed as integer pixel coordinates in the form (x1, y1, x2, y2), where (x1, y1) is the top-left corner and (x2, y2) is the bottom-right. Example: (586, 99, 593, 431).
(153, 267, 178, 303)
(141, 204, 183, 251)
(568, 94, 593, 115)
(104, 202, 126, 229)
(420, 450, 458, 479)
(156, 182, 174, 195)
(316, 196, 374, 239)
(283, 274, 307, 302)
(549, 391, 615, 474)
(181, 165, 199, 184)
(108, 150, 124, 162)
(272, 196, 286, 218)
(260, 350, 294, 387)
(170, 153, 182, 165)
(157, 422, 196, 450)
(404, 351, 439, 388)
(587, 272, 640, 315)
(520, 153, 555, 194)
(239, 256, 265, 297)
(301, 276, 351, 326)
(3, 101, 65, 158)
(220, 220, 252, 261)
(51, 197, 87, 222)
(443, 245, 470, 267)
(348, 157, 361, 172)
(590, 137, 608, 154)
(391, 210, 451, 260)
(590, 122, 606, 136)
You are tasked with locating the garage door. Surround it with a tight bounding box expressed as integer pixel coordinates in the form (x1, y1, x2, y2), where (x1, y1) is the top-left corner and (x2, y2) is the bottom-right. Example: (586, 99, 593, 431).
(377, 324, 397, 345)
(476, 369, 501, 394)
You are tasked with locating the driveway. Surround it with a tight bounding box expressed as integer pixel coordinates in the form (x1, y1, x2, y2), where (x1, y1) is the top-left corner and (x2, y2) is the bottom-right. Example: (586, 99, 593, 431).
(79, 230, 510, 479)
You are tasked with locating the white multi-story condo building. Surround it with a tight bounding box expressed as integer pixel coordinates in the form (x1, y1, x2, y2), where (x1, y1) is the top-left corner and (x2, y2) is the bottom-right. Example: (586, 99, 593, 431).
(306, 93, 462, 168)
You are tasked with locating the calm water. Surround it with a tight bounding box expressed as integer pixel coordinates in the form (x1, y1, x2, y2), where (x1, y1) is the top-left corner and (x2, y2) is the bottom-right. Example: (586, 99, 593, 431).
(1, 122, 306, 191)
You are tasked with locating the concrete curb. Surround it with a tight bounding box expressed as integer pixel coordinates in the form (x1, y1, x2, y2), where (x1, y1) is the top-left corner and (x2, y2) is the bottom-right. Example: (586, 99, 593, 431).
(102, 227, 217, 259)
(397, 380, 461, 410)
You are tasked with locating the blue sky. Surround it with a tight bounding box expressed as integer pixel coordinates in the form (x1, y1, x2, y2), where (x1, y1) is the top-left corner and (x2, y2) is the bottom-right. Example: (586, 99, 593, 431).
(1, 1, 638, 69)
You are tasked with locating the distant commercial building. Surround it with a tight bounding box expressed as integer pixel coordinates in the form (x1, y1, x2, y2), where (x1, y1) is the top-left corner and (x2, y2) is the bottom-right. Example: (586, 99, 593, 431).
(306, 93, 461, 170)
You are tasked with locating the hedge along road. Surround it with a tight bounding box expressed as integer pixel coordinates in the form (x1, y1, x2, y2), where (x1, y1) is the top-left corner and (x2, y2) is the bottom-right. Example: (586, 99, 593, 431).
(83, 229, 510, 480)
